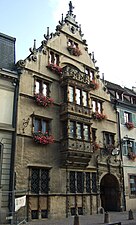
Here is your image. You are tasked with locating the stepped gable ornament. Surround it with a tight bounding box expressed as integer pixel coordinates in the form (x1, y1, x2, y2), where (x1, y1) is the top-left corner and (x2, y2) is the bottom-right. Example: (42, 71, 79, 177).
(29, 39, 37, 62)
(16, 59, 26, 74)
(69, 1, 74, 16)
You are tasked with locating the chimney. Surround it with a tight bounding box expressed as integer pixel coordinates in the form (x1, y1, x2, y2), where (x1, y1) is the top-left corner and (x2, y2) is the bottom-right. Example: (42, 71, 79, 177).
(0, 32, 16, 70)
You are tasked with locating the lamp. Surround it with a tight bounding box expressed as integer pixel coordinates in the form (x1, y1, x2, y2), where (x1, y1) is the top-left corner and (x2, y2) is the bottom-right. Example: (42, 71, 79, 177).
(111, 148, 120, 162)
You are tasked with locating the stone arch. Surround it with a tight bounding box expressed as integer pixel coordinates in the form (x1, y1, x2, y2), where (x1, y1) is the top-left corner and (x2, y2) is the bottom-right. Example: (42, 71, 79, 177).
(100, 173, 120, 211)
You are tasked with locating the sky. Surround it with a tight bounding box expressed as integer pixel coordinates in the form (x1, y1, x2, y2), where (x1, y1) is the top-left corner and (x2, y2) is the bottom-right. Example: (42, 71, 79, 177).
(0, 0, 136, 88)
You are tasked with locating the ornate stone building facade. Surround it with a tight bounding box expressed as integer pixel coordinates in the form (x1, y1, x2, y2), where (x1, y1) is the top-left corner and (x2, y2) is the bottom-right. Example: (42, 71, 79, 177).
(15, 2, 124, 221)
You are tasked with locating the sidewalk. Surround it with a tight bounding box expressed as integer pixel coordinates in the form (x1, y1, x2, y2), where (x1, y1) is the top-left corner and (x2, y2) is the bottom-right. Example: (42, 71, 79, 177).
(26, 211, 136, 225)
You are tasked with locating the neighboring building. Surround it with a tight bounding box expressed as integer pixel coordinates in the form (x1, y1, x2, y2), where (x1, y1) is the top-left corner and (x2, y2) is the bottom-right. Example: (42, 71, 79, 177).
(0, 33, 19, 220)
(15, 2, 123, 221)
(105, 80, 136, 211)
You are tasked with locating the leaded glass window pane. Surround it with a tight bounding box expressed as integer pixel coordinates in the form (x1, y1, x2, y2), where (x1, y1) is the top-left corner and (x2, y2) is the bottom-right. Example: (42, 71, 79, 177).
(70, 171, 76, 193)
(69, 86, 74, 102)
(82, 91, 88, 106)
(41, 169, 49, 193)
(92, 172, 97, 193)
(76, 88, 81, 105)
(31, 168, 40, 193)
(77, 123, 82, 139)
(77, 172, 84, 193)
(84, 125, 89, 141)
(69, 121, 75, 138)
(86, 172, 91, 193)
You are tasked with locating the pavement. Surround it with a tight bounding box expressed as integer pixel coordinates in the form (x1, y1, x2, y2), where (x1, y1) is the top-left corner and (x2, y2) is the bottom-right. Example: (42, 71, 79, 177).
(25, 211, 136, 225)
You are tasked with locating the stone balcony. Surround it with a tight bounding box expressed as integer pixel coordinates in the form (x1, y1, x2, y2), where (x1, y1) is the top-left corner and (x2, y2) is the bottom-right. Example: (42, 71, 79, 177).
(60, 102, 92, 118)
(60, 138, 92, 168)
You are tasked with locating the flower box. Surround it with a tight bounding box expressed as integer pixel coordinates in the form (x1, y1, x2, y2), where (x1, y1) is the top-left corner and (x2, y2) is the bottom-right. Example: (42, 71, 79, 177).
(92, 80, 99, 90)
(47, 63, 62, 75)
(128, 151, 136, 161)
(33, 131, 54, 145)
(92, 112, 107, 120)
(67, 46, 82, 56)
(125, 122, 134, 130)
(92, 142, 100, 151)
(34, 94, 54, 107)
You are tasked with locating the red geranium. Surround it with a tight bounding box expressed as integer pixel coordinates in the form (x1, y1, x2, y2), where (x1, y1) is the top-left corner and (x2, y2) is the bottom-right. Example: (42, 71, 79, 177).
(34, 94, 54, 107)
(33, 131, 54, 145)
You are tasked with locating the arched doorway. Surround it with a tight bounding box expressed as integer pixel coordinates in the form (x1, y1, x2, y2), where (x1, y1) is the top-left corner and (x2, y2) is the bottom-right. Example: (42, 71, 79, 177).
(100, 173, 120, 211)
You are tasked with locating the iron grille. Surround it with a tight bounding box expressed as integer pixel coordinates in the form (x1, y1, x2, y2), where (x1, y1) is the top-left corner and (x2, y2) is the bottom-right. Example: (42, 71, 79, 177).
(86, 172, 91, 193)
(70, 171, 76, 193)
(41, 169, 49, 193)
(31, 168, 39, 193)
(77, 172, 84, 193)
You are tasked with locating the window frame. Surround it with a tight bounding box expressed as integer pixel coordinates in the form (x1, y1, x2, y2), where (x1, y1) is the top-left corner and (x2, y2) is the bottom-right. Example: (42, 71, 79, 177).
(34, 78, 50, 96)
(103, 132, 115, 146)
(33, 116, 50, 134)
(129, 174, 136, 196)
(69, 121, 90, 141)
(68, 85, 89, 107)
(49, 51, 60, 65)
(30, 167, 49, 194)
(92, 99, 103, 113)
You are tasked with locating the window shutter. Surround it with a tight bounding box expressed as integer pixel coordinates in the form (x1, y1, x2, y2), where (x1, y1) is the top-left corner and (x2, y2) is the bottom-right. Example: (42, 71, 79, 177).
(120, 110, 125, 124)
(132, 113, 136, 127)
(133, 142, 136, 154)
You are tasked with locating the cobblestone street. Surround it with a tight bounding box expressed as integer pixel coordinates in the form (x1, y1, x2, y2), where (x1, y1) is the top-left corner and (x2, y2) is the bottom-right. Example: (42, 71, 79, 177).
(25, 211, 136, 225)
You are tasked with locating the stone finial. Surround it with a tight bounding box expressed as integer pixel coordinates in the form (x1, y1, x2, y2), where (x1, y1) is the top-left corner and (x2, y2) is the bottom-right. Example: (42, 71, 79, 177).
(68, 1, 74, 16)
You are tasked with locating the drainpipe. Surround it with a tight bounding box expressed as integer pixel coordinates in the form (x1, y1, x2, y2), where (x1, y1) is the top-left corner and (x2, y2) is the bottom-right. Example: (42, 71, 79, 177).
(9, 75, 20, 224)
(116, 109, 126, 211)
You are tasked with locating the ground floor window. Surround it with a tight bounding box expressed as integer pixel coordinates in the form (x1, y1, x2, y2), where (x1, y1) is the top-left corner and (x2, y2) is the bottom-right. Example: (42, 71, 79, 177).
(69, 171, 97, 193)
(129, 174, 136, 195)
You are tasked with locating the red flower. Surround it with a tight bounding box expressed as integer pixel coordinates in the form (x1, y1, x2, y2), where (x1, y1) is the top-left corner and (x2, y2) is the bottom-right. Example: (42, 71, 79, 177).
(125, 122, 134, 130)
(34, 94, 54, 107)
(67, 46, 82, 56)
(128, 152, 136, 161)
(92, 142, 100, 151)
(92, 80, 99, 90)
(47, 63, 62, 75)
(92, 112, 107, 120)
(33, 132, 54, 145)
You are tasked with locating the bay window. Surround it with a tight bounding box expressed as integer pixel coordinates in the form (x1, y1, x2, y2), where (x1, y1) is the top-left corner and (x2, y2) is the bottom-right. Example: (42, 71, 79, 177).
(68, 86, 88, 106)
(75, 88, 81, 105)
(77, 123, 82, 139)
(69, 121, 90, 141)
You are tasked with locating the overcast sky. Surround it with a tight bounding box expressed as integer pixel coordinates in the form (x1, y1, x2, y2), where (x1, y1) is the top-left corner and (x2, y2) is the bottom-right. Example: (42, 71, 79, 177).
(0, 0, 136, 88)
